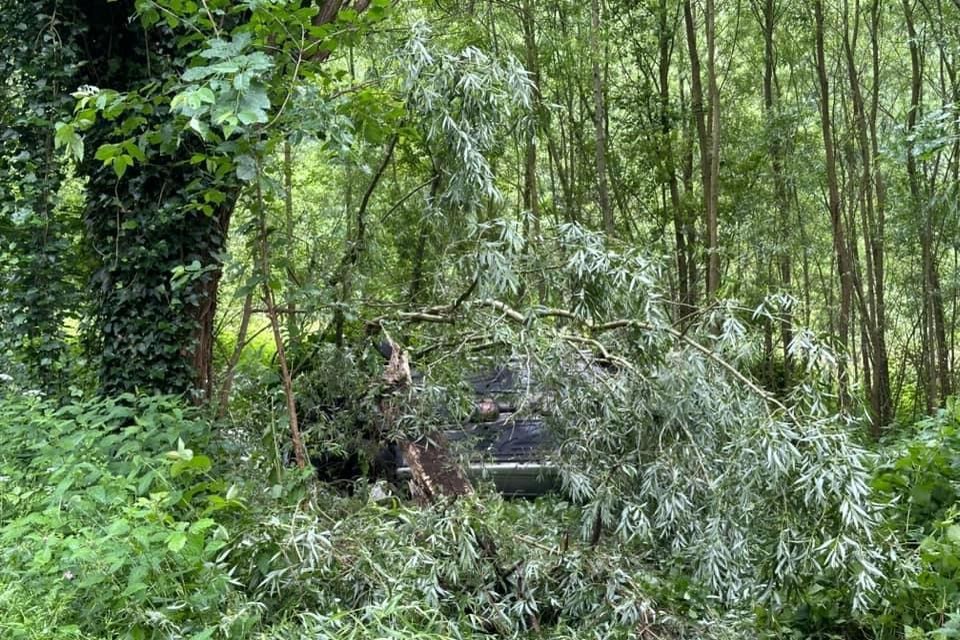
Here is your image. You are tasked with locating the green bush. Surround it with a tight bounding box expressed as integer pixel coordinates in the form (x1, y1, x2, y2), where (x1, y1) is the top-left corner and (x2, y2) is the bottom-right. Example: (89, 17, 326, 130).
(865, 403, 960, 638)
(0, 392, 248, 639)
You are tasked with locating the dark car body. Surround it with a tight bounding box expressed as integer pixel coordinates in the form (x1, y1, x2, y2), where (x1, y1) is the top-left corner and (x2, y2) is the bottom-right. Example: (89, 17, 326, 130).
(396, 366, 559, 496)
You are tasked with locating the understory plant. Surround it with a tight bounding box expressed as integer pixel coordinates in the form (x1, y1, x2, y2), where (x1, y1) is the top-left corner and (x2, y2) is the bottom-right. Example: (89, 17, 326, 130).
(0, 391, 250, 639)
(864, 405, 960, 638)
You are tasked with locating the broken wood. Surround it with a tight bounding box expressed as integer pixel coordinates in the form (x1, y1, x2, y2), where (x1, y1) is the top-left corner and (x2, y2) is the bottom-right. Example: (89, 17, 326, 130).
(377, 335, 474, 504)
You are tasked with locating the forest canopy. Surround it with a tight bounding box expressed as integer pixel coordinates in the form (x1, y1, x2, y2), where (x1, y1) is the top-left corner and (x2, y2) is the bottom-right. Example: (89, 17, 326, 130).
(3, 0, 960, 638)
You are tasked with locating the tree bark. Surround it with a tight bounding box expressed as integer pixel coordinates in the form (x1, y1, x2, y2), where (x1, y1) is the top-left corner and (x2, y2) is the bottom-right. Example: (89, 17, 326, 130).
(705, 0, 721, 299)
(659, 0, 694, 320)
(842, 0, 892, 429)
(378, 337, 473, 504)
(904, 0, 951, 407)
(590, 0, 614, 235)
(757, 0, 794, 384)
(684, 0, 718, 301)
(814, 0, 854, 407)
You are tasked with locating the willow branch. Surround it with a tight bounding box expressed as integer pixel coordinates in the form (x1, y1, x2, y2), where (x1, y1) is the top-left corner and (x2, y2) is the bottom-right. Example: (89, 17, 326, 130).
(370, 296, 787, 414)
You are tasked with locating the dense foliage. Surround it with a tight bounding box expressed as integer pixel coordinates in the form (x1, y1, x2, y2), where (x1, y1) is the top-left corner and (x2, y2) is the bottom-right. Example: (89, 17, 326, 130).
(5, 0, 960, 637)
(0, 390, 742, 639)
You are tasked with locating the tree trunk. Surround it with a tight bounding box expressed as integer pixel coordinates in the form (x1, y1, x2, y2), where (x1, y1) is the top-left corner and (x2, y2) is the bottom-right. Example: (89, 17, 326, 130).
(904, 0, 951, 407)
(191, 201, 235, 402)
(705, 0, 721, 299)
(758, 0, 794, 383)
(590, 0, 614, 235)
(521, 0, 542, 232)
(684, 0, 716, 301)
(659, 0, 694, 320)
(842, 0, 892, 429)
(679, 77, 700, 306)
(379, 338, 473, 504)
(256, 157, 307, 469)
(814, 0, 854, 407)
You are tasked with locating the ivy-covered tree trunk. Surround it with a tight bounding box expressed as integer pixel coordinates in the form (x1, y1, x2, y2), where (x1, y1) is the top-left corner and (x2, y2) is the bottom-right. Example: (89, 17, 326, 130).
(0, 1, 87, 391)
(71, 0, 367, 398)
(71, 0, 235, 397)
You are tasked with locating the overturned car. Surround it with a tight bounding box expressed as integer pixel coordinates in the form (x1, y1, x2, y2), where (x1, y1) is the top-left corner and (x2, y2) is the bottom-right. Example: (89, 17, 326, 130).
(394, 365, 559, 497)
(299, 338, 563, 498)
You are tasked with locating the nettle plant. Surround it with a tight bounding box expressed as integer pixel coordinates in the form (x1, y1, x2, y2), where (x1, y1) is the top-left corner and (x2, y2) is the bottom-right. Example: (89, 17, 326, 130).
(0, 392, 248, 638)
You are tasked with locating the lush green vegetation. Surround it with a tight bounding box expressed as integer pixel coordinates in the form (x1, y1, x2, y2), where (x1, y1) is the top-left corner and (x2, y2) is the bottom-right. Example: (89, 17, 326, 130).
(4, 0, 960, 637)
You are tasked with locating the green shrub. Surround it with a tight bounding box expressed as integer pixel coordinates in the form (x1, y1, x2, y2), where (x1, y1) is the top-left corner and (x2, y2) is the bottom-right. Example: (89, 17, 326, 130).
(0, 392, 249, 639)
(864, 403, 960, 638)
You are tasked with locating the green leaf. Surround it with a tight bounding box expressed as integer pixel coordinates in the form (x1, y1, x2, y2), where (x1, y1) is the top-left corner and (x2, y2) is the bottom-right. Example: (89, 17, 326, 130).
(188, 117, 211, 140)
(107, 519, 131, 537)
(123, 140, 147, 162)
(196, 86, 216, 104)
(167, 531, 187, 552)
(54, 122, 75, 147)
(171, 454, 211, 478)
(114, 154, 133, 178)
(947, 524, 960, 543)
(235, 154, 257, 182)
(207, 61, 240, 75)
(87, 484, 107, 503)
(54, 122, 84, 160)
(189, 518, 217, 534)
(95, 145, 116, 162)
(137, 470, 155, 495)
(121, 580, 148, 598)
(182, 66, 215, 82)
(236, 109, 263, 125)
(203, 189, 226, 204)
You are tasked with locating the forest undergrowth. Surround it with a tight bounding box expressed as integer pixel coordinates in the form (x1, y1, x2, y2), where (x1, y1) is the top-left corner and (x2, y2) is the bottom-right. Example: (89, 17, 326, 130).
(3, 321, 960, 640)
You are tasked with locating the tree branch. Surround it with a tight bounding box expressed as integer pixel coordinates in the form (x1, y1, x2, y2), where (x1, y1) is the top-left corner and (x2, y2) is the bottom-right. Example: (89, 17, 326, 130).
(370, 297, 787, 414)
